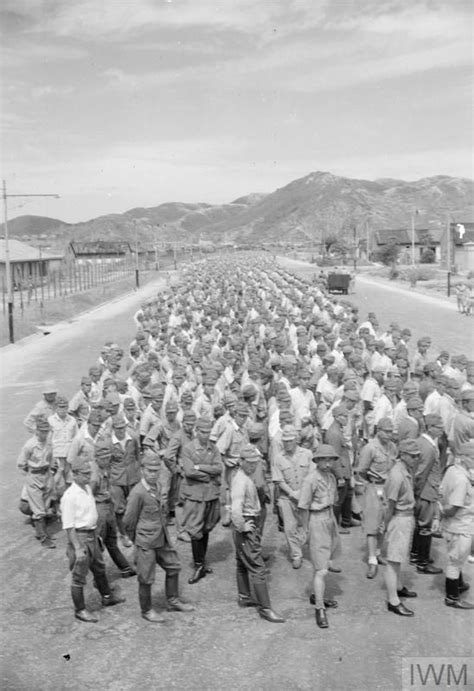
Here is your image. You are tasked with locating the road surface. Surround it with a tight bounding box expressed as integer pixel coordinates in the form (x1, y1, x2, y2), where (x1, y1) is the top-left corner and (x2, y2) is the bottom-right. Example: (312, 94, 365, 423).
(0, 266, 472, 691)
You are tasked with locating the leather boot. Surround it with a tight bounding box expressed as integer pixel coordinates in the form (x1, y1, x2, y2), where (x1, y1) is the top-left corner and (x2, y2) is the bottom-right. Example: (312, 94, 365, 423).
(410, 528, 420, 563)
(445, 577, 459, 605)
(315, 607, 329, 628)
(189, 539, 206, 584)
(71, 585, 98, 623)
(458, 572, 470, 594)
(416, 535, 442, 574)
(139, 583, 164, 622)
(165, 573, 195, 611)
(34, 518, 56, 549)
(253, 582, 285, 623)
(201, 532, 212, 574)
(237, 571, 257, 607)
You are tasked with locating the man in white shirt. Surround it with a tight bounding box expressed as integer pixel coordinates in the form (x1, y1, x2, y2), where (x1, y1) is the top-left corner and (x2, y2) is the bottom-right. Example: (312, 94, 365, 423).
(60, 455, 125, 622)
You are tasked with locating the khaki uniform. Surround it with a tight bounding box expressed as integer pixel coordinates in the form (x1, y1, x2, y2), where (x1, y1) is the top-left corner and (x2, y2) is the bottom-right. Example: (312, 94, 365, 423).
(384, 460, 415, 563)
(17, 436, 55, 519)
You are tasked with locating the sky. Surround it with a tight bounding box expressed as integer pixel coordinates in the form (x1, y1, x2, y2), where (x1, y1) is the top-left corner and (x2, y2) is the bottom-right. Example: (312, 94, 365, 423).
(1, 0, 473, 223)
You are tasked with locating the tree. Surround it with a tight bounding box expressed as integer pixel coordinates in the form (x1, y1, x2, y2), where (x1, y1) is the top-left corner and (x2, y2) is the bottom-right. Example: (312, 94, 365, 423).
(374, 240, 400, 266)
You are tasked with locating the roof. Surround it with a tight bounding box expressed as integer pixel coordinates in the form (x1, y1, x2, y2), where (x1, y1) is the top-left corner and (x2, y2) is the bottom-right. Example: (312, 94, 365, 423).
(0, 238, 63, 263)
(374, 227, 443, 245)
(70, 241, 131, 256)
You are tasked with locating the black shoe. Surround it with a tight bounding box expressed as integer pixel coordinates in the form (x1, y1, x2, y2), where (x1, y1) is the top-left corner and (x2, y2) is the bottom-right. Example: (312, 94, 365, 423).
(258, 607, 285, 623)
(75, 609, 98, 623)
(102, 593, 126, 607)
(397, 587, 417, 598)
(367, 563, 378, 579)
(41, 537, 56, 549)
(238, 595, 258, 608)
(315, 608, 329, 628)
(387, 601, 414, 616)
(445, 597, 474, 610)
(188, 565, 206, 584)
(416, 563, 443, 575)
(309, 594, 337, 608)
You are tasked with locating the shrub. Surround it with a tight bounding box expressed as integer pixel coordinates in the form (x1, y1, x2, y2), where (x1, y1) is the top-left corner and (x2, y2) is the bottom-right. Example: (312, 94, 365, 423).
(420, 248, 436, 264)
(389, 266, 399, 280)
(374, 243, 400, 267)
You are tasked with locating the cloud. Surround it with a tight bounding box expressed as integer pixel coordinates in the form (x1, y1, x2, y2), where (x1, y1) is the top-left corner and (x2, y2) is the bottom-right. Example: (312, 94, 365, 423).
(16, 0, 325, 41)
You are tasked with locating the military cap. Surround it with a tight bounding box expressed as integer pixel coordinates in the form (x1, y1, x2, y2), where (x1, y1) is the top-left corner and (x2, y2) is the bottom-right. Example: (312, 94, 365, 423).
(406, 396, 423, 410)
(242, 384, 258, 398)
(240, 444, 261, 462)
(343, 390, 359, 402)
(223, 392, 238, 405)
(461, 389, 474, 401)
(424, 414, 444, 428)
(235, 401, 250, 416)
(141, 451, 162, 468)
(111, 415, 127, 429)
(88, 410, 102, 425)
(70, 455, 91, 473)
(165, 399, 179, 412)
(106, 392, 121, 405)
(398, 439, 420, 456)
(36, 416, 50, 431)
(182, 410, 197, 422)
(42, 380, 57, 394)
(195, 417, 213, 431)
(247, 422, 264, 441)
(81, 376, 92, 385)
(313, 444, 338, 459)
(377, 417, 393, 431)
(281, 424, 298, 441)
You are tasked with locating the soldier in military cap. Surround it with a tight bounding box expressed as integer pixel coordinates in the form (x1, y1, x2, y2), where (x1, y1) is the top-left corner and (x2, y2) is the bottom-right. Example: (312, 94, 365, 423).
(60, 454, 126, 622)
(439, 441, 474, 609)
(382, 439, 420, 617)
(298, 444, 341, 629)
(110, 414, 140, 547)
(272, 424, 312, 568)
(231, 444, 285, 623)
(180, 417, 222, 583)
(357, 417, 397, 578)
(48, 394, 78, 498)
(123, 452, 194, 622)
(17, 415, 56, 548)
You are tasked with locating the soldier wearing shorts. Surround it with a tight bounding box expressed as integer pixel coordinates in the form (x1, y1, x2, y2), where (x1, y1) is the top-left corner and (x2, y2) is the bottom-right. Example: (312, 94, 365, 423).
(298, 444, 341, 629)
(123, 452, 194, 622)
(439, 441, 474, 609)
(17, 416, 56, 548)
(356, 417, 396, 578)
(382, 439, 419, 617)
(180, 417, 222, 584)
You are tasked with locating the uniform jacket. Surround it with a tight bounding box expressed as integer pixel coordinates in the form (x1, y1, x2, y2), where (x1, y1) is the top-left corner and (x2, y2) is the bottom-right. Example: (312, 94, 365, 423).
(123, 479, 171, 548)
(180, 439, 222, 501)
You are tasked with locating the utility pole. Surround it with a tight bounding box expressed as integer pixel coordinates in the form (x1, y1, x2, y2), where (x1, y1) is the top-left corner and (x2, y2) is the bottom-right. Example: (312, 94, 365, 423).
(2, 180, 59, 343)
(411, 212, 416, 265)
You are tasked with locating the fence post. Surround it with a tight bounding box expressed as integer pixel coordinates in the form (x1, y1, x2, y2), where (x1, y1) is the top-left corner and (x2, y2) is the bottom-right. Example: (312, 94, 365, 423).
(2, 276, 5, 314)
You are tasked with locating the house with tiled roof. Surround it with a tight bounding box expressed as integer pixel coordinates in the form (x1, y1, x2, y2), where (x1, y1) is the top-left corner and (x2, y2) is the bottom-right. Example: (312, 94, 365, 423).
(0, 238, 63, 291)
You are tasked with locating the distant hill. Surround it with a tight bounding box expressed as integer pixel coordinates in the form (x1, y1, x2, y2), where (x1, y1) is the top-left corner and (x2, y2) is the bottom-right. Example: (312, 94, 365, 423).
(0, 215, 71, 238)
(2, 172, 473, 251)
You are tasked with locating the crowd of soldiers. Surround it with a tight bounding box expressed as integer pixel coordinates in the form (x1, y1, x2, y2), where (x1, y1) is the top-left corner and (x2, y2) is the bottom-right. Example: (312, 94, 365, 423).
(17, 253, 474, 629)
